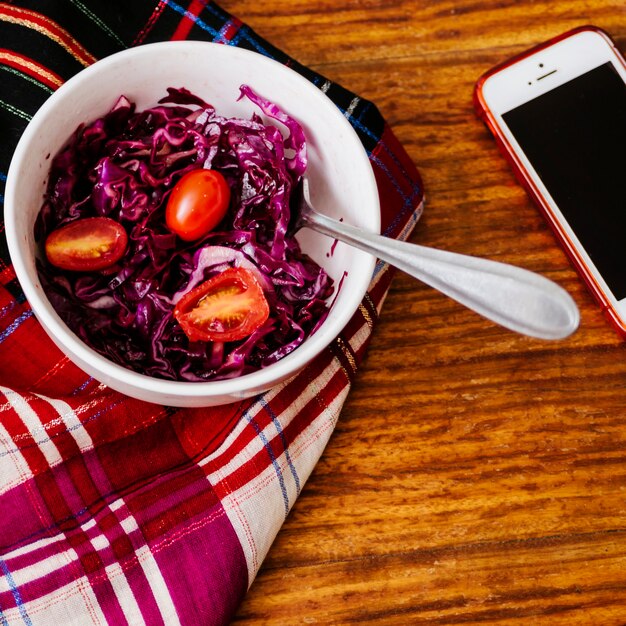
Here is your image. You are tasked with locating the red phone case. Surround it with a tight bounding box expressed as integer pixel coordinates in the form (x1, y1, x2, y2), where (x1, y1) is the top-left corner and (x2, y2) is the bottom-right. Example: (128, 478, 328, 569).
(473, 25, 626, 337)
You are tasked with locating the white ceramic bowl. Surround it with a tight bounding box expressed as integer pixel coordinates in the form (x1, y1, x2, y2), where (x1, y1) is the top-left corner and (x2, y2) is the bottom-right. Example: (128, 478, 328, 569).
(4, 41, 379, 407)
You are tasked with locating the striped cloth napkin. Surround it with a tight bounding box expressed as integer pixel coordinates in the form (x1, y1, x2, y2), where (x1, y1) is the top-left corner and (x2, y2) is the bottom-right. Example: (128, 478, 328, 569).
(0, 1, 423, 624)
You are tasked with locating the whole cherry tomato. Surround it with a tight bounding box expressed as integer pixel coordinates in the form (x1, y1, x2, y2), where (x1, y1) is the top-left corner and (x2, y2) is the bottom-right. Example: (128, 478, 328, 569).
(174, 267, 270, 342)
(166, 168, 231, 241)
(45, 217, 128, 271)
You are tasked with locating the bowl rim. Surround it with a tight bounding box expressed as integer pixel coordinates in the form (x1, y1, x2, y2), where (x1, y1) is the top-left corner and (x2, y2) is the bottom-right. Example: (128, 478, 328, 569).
(5, 40, 380, 399)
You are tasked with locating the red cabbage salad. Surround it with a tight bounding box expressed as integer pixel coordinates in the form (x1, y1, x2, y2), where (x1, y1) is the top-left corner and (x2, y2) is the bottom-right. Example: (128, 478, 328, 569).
(35, 86, 334, 382)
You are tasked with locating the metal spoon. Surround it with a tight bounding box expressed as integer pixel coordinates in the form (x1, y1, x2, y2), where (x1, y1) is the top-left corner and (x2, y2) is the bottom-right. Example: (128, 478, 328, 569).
(297, 178, 579, 340)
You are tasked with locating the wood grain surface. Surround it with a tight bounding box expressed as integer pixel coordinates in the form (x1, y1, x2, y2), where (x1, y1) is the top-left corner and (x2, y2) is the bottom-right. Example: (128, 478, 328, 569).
(219, 1, 626, 623)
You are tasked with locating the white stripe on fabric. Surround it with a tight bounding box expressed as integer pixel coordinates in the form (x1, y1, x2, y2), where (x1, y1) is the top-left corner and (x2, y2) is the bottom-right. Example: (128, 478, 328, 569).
(344, 96, 360, 119)
(109, 499, 144, 537)
(201, 395, 269, 575)
(200, 398, 264, 463)
(81, 496, 178, 625)
(41, 397, 94, 453)
(0, 548, 79, 593)
(104, 562, 146, 626)
(89, 534, 109, 551)
(0, 419, 32, 496)
(347, 319, 373, 354)
(200, 399, 298, 479)
(0, 386, 93, 476)
(1, 388, 62, 467)
(133, 546, 183, 626)
(108, 498, 182, 626)
(109, 498, 125, 512)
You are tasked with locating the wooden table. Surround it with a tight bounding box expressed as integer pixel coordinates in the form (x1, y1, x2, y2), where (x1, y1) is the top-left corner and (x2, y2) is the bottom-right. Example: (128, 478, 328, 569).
(221, 1, 626, 623)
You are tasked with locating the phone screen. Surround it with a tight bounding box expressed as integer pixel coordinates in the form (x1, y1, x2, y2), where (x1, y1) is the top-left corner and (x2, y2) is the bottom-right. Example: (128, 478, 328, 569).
(502, 62, 626, 299)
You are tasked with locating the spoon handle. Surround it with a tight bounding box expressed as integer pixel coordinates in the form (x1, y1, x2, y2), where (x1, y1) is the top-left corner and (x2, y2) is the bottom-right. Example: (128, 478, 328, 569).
(304, 209, 579, 340)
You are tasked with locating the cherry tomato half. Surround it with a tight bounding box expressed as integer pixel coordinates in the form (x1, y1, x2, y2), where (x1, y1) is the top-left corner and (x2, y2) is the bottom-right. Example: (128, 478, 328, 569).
(45, 217, 128, 272)
(174, 267, 270, 343)
(166, 168, 231, 241)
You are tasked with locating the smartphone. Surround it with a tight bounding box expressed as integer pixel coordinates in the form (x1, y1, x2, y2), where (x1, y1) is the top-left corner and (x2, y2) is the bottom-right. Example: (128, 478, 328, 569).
(474, 26, 626, 336)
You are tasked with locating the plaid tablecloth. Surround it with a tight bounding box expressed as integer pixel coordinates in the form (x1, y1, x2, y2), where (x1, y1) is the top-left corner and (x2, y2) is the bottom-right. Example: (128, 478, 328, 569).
(0, 1, 423, 624)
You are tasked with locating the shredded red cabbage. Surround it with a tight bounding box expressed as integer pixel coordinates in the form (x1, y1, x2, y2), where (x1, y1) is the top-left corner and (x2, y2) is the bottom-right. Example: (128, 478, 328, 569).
(35, 86, 334, 381)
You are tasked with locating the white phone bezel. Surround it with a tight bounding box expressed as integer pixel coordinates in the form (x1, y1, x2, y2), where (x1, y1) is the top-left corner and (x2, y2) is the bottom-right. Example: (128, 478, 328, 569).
(481, 29, 626, 321)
